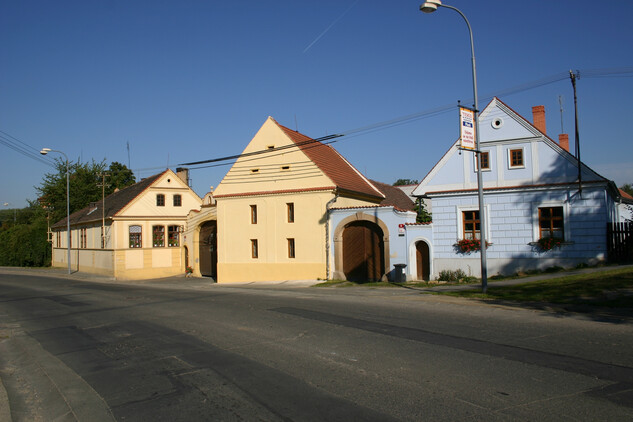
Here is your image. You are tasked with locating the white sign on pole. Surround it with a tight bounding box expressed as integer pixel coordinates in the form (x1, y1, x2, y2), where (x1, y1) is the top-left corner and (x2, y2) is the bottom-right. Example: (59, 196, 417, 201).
(460, 107, 476, 150)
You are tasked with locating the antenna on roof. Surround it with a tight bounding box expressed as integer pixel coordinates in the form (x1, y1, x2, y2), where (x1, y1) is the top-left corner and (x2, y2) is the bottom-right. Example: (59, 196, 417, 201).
(126, 141, 131, 168)
(558, 95, 564, 134)
(294, 115, 299, 132)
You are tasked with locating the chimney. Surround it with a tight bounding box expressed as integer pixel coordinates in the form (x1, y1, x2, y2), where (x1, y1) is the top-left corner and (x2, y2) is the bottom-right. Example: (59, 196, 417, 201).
(176, 167, 190, 186)
(532, 105, 546, 134)
(558, 134, 570, 152)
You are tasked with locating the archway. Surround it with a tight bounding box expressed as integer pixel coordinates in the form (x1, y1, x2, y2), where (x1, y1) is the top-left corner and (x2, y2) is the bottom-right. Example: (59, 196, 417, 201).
(342, 220, 385, 282)
(199, 221, 217, 278)
(415, 241, 430, 281)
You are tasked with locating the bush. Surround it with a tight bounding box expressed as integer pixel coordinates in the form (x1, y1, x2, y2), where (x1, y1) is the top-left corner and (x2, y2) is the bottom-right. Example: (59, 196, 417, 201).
(438, 269, 468, 282)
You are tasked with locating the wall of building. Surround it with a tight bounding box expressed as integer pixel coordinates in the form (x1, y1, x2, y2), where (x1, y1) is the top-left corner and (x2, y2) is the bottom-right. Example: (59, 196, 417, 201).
(216, 191, 331, 282)
(430, 185, 610, 277)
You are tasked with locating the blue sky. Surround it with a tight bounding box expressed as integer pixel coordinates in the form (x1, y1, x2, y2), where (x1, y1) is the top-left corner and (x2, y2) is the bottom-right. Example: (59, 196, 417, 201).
(2, 0, 633, 208)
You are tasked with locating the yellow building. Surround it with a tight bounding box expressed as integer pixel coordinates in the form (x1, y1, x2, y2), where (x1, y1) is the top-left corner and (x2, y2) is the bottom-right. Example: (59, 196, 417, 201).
(213, 117, 385, 282)
(50, 168, 202, 279)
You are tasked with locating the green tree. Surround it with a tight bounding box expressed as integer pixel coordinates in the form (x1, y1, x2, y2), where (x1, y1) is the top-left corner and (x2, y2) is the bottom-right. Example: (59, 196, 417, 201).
(620, 183, 633, 196)
(0, 202, 51, 267)
(393, 178, 419, 186)
(107, 161, 136, 191)
(36, 159, 135, 224)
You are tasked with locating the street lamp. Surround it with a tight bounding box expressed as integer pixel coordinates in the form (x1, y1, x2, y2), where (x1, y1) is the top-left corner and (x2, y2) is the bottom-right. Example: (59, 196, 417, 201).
(420, 0, 488, 292)
(40, 148, 71, 275)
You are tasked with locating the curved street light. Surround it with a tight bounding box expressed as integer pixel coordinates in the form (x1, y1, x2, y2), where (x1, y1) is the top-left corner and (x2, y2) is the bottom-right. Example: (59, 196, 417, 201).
(40, 148, 71, 275)
(420, 0, 488, 292)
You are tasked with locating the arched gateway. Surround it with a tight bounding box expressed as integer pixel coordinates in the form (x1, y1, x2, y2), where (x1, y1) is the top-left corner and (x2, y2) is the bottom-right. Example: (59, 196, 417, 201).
(333, 212, 390, 282)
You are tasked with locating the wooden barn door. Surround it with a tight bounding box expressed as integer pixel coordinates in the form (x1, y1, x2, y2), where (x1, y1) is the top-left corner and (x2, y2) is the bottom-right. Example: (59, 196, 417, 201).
(342, 221, 384, 282)
(199, 221, 217, 278)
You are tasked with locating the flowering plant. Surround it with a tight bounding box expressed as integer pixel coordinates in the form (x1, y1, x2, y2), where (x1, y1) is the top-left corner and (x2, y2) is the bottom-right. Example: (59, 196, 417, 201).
(455, 238, 490, 254)
(537, 237, 563, 251)
(185, 266, 193, 274)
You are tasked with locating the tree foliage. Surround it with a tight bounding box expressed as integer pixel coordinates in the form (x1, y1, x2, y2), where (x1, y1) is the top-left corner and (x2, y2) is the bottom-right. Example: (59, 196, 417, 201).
(0, 160, 135, 268)
(36, 159, 135, 224)
(393, 178, 419, 186)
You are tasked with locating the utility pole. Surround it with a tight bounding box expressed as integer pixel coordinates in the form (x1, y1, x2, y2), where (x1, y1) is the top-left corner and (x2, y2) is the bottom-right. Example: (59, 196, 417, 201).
(97, 172, 110, 248)
(570, 70, 582, 197)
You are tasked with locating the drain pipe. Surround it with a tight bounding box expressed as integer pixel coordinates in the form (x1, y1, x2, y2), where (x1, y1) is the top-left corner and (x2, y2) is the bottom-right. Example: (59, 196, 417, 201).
(325, 190, 339, 280)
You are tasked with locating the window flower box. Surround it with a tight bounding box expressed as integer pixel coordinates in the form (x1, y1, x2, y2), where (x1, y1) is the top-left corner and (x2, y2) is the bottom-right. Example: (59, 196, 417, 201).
(454, 239, 490, 254)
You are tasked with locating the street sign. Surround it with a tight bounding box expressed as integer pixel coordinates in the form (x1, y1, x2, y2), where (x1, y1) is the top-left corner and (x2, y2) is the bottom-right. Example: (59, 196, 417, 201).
(459, 107, 476, 150)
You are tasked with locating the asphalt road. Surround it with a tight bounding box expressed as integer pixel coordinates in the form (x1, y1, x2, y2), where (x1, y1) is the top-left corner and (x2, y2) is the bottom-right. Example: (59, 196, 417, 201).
(0, 270, 632, 421)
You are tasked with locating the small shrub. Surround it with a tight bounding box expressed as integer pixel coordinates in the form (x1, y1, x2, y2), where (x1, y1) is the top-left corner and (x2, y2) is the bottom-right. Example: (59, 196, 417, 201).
(438, 269, 468, 282)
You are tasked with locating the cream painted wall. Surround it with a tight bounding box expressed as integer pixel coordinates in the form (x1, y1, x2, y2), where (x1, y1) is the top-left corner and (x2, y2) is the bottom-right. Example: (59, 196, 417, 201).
(213, 118, 335, 197)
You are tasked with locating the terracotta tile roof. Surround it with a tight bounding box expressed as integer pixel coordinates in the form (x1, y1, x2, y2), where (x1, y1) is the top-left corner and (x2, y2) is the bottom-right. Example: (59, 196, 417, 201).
(370, 180, 416, 211)
(275, 120, 384, 200)
(620, 189, 633, 202)
(51, 171, 166, 228)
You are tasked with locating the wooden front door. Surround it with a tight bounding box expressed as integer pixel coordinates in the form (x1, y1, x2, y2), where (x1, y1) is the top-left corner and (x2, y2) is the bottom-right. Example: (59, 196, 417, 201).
(342, 221, 384, 282)
(415, 241, 430, 281)
(199, 221, 217, 278)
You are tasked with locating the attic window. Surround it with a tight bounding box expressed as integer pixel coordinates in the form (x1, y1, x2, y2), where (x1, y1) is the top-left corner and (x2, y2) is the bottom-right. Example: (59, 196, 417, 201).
(251, 169, 259, 173)
(267, 145, 275, 150)
(491, 117, 504, 129)
(281, 165, 290, 171)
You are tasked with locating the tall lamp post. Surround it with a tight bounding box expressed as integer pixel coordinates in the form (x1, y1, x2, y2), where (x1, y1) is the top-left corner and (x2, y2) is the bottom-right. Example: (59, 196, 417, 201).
(420, 0, 488, 292)
(40, 148, 71, 275)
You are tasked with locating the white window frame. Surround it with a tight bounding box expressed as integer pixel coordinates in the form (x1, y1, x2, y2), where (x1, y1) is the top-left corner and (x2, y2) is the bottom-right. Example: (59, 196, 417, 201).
(531, 201, 570, 242)
(455, 204, 492, 242)
(507, 147, 525, 169)
(473, 150, 491, 172)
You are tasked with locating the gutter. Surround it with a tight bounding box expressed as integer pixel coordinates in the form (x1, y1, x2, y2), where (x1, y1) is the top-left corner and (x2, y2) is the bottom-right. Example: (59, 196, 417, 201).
(325, 189, 339, 280)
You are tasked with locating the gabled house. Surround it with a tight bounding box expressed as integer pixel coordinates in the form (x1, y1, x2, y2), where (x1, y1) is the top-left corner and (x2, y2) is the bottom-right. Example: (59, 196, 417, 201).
(50, 168, 202, 279)
(411, 97, 628, 277)
(212, 117, 385, 282)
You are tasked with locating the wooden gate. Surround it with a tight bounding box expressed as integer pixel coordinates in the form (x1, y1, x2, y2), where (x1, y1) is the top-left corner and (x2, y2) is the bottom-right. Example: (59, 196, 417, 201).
(199, 221, 217, 277)
(342, 221, 384, 282)
(607, 222, 633, 263)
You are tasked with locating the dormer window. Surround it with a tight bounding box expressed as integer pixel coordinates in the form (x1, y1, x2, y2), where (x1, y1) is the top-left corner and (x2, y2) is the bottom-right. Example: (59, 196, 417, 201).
(267, 145, 275, 150)
(251, 169, 259, 174)
(281, 165, 290, 171)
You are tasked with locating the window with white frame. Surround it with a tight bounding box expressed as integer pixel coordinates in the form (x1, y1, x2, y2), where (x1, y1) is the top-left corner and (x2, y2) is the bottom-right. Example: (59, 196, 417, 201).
(168, 225, 180, 247)
(129, 225, 142, 248)
(80, 228, 87, 248)
(153, 225, 165, 247)
(508, 148, 524, 168)
(474, 151, 490, 171)
(538, 206, 564, 240)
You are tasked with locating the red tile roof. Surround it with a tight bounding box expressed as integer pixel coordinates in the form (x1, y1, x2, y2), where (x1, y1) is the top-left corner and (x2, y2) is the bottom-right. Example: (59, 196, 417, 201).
(370, 180, 415, 211)
(275, 120, 384, 200)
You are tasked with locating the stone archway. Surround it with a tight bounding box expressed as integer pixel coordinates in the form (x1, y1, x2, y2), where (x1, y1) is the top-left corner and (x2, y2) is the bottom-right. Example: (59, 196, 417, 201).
(342, 221, 384, 281)
(333, 212, 390, 281)
(199, 221, 217, 278)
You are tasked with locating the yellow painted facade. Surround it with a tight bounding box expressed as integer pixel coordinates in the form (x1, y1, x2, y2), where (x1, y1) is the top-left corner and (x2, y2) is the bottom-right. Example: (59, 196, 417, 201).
(214, 117, 382, 282)
(50, 169, 202, 280)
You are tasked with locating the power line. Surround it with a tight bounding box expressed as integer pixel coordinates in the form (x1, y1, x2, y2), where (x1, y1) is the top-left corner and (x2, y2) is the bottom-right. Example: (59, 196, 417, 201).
(0, 131, 54, 166)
